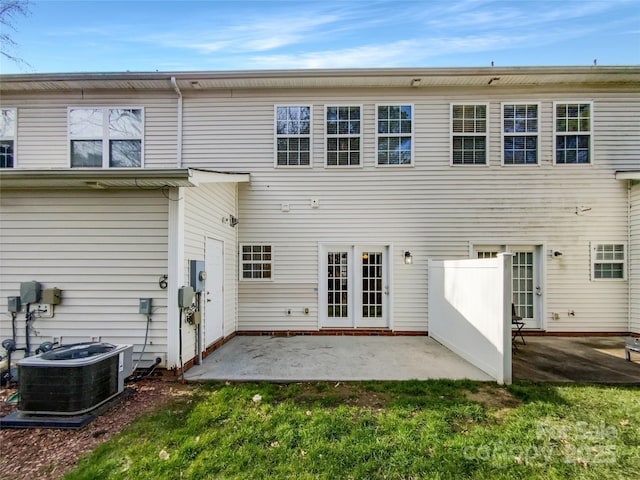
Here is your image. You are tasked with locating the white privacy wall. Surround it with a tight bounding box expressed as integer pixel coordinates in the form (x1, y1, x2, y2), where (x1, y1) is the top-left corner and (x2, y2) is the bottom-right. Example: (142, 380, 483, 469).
(428, 255, 512, 384)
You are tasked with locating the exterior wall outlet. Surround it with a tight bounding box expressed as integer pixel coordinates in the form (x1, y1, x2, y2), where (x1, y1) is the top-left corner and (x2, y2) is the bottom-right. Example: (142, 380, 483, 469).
(311, 199, 320, 208)
(304, 307, 310, 315)
(552, 312, 560, 320)
(281, 203, 290, 212)
(34, 304, 54, 318)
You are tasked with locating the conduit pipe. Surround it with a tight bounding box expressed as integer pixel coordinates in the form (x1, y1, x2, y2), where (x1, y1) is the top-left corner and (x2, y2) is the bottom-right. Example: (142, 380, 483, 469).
(170, 76, 183, 168)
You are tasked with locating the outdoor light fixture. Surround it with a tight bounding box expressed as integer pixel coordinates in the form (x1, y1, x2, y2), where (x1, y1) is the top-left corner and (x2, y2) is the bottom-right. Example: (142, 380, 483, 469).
(404, 251, 413, 265)
(553, 251, 563, 257)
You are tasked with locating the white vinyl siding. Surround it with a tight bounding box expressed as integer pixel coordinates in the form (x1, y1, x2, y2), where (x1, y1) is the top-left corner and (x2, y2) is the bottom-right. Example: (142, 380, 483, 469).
(630, 183, 640, 333)
(0, 91, 177, 169)
(554, 102, 592, 164)
(0, 189, 169, 363)
(183, 183, 240, 342)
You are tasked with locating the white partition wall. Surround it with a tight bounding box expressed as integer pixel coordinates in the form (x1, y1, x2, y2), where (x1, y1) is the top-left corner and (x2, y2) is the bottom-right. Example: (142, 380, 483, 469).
(428, 254, 512, 384)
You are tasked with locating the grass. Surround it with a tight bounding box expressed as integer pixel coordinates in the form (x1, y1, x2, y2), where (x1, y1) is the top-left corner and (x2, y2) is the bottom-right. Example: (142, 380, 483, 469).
(64, 381, 639, 480)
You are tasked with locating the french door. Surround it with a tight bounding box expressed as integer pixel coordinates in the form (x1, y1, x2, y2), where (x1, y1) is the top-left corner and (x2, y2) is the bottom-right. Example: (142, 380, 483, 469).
(320, 245, 389, 328)
(475, 244, 543, 329)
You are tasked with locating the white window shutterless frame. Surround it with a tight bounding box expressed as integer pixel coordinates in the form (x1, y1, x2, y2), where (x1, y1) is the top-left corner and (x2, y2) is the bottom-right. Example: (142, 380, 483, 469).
(319, 245, 390, 328)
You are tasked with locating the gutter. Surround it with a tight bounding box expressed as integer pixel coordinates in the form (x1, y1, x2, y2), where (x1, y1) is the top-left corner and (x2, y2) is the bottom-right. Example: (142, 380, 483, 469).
(171, 76, 183, 168)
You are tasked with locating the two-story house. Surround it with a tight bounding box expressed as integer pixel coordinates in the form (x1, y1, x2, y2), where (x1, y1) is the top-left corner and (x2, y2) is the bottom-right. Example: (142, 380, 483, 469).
(1, 66, 638, 377)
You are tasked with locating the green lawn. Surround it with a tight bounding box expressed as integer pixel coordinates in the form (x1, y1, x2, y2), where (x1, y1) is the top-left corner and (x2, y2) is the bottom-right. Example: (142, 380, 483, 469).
(65, 381, 639, 480)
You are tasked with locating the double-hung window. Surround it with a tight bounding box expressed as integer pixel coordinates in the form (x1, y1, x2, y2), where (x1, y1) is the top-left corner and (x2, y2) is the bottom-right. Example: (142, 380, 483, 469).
(503, 103, 539, 165)
(377, 105, 413, 165)
(275, 106, 311, 166)
(554, 102, 592, 164)
(69, 107, 143, 168)
(592, 243, 625, 280)
(0, 108, 16, 168)
(241, 245, 272, 280)
(326, 106, 361, 167)
(451, 104, 488, 165)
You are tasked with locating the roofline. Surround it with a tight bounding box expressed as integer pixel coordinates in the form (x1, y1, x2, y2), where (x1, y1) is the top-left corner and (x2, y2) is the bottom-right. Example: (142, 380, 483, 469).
(0, 168, 250, 189)
(2, 65, 639, 83)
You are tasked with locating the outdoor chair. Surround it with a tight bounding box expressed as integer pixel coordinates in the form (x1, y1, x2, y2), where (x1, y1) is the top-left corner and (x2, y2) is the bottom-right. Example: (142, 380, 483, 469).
(512, 303, 526, 347)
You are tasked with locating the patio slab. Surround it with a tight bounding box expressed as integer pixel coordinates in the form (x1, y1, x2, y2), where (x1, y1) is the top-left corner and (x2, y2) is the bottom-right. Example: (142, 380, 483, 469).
(512, 336, 640, 383)
(184, 335, 494, 382)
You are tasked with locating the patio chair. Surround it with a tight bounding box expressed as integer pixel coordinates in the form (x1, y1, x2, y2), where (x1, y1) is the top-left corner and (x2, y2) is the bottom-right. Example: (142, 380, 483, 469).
(625, 337, 640, 361)
(512, 303, 526, 346)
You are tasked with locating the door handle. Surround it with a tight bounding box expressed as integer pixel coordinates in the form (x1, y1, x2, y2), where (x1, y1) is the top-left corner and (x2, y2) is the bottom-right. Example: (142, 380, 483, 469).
(535, 287, 542, 296)
(384, 286, 389, 295)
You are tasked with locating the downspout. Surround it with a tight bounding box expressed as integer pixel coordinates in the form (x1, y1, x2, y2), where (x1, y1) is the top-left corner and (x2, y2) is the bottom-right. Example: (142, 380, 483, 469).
(171, 76, 183, 168)
(628, 181, 632, 333)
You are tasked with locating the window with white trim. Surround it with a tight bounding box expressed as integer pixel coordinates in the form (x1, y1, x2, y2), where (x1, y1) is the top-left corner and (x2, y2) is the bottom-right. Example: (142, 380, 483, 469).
(275, 106, 311, 166)
(503, 103, 538, 165)
(326, 106, 361, 167)
(0, 108, 16, 168)
(69, 107, 143, 168)
(241, 245, 272, 280)
(554, 102, 591, 164)
(377, 104, 412, 165)
(451, 104, 487, 165)
(592, 243, 625, 280)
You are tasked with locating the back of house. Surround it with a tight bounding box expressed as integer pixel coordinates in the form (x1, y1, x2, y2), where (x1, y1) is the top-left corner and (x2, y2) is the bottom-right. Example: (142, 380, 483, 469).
(1, 66, 638, 375)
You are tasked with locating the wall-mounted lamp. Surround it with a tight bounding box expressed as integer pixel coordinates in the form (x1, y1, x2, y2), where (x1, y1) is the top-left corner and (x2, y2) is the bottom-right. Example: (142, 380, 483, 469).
(548, 250, 563, 257)
(229, 215, 239, 227)
(404, 251, 413, 265)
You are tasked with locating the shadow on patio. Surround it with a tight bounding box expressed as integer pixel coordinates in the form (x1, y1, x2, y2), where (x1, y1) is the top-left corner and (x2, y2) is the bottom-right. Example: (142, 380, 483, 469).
(512, 336, 640, 383)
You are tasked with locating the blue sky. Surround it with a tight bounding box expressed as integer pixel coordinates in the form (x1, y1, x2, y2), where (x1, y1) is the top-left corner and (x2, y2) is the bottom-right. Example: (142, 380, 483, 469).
(2, 0, 639, 74)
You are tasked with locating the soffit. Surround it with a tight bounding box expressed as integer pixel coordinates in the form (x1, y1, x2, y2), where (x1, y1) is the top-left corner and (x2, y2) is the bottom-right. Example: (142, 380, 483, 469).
(0, 168, 250, 189)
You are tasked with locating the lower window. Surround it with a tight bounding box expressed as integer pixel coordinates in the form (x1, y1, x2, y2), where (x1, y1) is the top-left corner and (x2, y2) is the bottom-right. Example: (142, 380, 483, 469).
(241, 245, 272, 280)
(592, 243, 625, 280)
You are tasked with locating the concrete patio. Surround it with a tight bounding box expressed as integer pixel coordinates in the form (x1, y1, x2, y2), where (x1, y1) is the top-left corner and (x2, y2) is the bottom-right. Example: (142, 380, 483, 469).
(184, 335, 494, 382)
(512, 336, 640, 383)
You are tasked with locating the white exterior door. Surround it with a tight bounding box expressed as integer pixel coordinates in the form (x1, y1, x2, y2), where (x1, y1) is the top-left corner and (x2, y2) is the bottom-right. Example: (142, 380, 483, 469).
(474, 244, 543, 329)
(204, 237, 224, 347)
(320, 245, 389, 328)
(510, 246, 542, 329)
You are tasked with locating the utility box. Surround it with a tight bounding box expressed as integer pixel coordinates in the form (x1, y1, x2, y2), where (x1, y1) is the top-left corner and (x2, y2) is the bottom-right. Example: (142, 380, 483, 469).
(20, 281, 42, 304)
(190, 260, 206, 292)
(139, 298, 152, 315)
(42, 288, 62, 305)
(178, 286, 194, 308)
(7, 296, 21, 313)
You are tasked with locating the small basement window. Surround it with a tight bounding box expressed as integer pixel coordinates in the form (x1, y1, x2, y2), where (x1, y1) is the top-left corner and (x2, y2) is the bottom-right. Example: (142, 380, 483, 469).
(592, 243, 625, 280)
(241, 245, 272, 280)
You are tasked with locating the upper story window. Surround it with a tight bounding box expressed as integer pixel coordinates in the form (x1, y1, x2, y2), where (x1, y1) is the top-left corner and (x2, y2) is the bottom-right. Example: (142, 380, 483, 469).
(451, 104, 487, 165)
(554, 102, 592, 164)
(592, 243, 625, 280)
(377, 105, 413, 166)
(69, 107, 143, 168)
(0, 108, 16, 168)
(326, 106, 361, 167)
(503, 104, 539, 165)
(275, 106, 311, 167)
